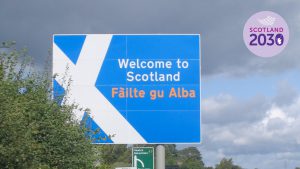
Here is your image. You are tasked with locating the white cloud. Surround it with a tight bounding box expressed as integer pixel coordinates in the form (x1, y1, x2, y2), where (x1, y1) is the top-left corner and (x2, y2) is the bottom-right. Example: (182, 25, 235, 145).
(202, 93, 269, 124)
(200, 91, 300, 168)
(262, 104, 295, 128)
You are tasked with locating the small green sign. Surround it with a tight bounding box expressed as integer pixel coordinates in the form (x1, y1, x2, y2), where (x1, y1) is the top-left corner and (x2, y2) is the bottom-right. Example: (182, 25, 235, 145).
(132, 147, 154, 169)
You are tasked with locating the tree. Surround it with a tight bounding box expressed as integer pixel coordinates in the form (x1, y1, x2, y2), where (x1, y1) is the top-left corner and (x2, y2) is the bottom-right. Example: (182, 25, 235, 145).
(165, 144, 178, 166)
(204, 167, 214, 169)
(178, 147, 205, 169)
(96, 144, 130, 167)
(215, 158, 242, 169)
(0, 43, 95, 168)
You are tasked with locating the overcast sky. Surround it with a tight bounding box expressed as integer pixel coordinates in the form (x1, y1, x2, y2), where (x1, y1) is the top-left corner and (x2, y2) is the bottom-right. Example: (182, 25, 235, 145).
(1, 0, 300, 168)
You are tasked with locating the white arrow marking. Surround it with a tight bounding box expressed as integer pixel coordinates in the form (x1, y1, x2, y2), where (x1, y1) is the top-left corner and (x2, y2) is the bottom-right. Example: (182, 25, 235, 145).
(134, 155, 145, 168)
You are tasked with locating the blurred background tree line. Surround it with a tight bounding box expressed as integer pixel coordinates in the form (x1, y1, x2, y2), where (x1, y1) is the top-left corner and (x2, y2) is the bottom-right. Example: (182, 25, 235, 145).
(1, 43, 298, 169)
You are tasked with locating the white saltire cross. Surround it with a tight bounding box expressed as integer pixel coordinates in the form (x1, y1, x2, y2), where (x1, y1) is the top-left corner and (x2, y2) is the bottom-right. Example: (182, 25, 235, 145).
(53, 34, 146, 144)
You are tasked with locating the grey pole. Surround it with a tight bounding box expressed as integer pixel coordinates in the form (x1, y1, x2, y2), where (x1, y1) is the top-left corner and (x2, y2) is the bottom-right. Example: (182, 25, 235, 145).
(156, 145, 165, 169)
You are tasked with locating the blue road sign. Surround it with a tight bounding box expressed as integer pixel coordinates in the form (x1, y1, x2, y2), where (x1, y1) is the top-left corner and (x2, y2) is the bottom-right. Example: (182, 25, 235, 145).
(53, 34, 201, 144)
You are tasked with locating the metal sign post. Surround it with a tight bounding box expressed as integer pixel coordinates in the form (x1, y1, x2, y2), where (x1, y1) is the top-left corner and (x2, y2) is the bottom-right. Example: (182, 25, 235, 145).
(156, 145, 165, 169)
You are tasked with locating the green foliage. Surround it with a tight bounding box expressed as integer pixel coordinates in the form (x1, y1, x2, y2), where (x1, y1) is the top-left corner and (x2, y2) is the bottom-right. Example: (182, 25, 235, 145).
(181, 158, 204, 169)
(178, 147, 205, 169)
(0, 44, 95, 168)
(204, 167, 214, 169)
(92, 145, 131, 169)
(111, 162, 131, 168)
(215, 158, 242, 169)
(165, 144, 178, 166)
(98, 145, 129, 165)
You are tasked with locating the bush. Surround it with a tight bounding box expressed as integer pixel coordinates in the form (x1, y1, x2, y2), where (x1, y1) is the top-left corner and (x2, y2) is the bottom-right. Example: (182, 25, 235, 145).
(0, 44, 95, 168)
